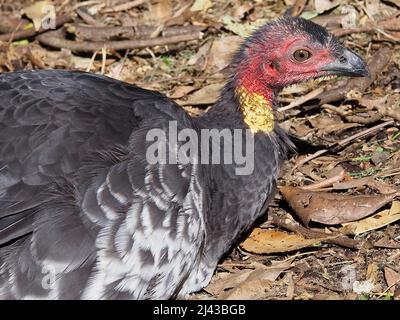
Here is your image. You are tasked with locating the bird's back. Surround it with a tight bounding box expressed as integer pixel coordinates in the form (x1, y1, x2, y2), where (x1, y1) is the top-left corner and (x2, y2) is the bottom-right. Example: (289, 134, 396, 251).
(0, 70, 206, 299)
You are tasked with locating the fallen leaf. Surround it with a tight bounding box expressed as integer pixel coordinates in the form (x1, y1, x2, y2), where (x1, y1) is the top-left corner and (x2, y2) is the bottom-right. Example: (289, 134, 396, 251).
(366, 263, 379, 285)
(147, 0, 173, 24)
(23, 1, 55, 31)
(187, 41, 212, 67)
(280, 186, 396, 225)
(384, 267, 400, 297)
(300, 11, 319, 20)
(233, 3, 253, 19)
(71, 55, 93, 70)
(340, 5, 358, 28)
(208, 36, 243, 71)
(340, 201, 400, 235)
(190, 0, 213, 12)
(333, 176, 373, 190)
(314, 0, 340, 14)
(177, 82, 225, 106)
(373, 237, 400, 249)
(222, 279, 272, 300)
(240, 228, 327, 254)
(222, 15, 268, 37)
(169, 85, 197, 99)
(367, 179, 398, 195)
(205, 259, 293, 299)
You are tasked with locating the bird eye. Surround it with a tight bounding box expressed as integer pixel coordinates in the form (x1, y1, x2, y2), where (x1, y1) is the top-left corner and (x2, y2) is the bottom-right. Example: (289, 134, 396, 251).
(293, 49, 312, 62)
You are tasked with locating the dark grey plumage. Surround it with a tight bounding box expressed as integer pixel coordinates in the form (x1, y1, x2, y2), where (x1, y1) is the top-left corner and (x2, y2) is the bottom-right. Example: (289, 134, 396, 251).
(0, 69, 288, 299)
(0, 17, 368, 299)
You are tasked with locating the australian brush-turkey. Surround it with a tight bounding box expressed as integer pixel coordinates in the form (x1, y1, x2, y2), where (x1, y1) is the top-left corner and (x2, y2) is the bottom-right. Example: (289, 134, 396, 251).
(0, 17, 368, 299)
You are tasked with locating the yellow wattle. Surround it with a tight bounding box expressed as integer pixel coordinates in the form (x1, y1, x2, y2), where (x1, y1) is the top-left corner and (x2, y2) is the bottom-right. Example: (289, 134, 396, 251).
(235, 86, 274, 133)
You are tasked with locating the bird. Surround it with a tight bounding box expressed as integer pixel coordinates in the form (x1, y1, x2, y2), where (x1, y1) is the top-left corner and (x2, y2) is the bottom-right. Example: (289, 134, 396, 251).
(0, 17, 368, 299)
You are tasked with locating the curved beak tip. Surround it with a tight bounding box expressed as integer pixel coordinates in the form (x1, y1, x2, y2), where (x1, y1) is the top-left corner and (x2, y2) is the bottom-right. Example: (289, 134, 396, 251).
(321, 48, 370, 78)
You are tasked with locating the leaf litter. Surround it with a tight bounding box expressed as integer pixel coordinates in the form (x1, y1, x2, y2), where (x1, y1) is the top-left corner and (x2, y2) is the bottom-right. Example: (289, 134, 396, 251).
(0, 0, 399, 300)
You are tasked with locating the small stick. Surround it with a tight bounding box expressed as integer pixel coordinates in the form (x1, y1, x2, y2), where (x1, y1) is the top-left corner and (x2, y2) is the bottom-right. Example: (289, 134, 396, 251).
(101, 46, 107, 75)
(278, 87, 324, 112)
(76, 8, 106, 27)
(66, 23, 204, 42)
(86, 50, 99, 72)
(290, 0, 307, 17)
(102, 0, 146, 13)
(291, 120, 394, 172)
(332, 24, 400, 37)
(72, 0, 103, 11)
(301, 170, 346, 190)
(270, 212, 362, 250)
(345, 113, 383, 125)
(321, 104, 348, 116)
(0, 15, 73, 42)
(37, 29, 203, 52)
(336, 119, 394, 147)
(291, 149, 328, 174)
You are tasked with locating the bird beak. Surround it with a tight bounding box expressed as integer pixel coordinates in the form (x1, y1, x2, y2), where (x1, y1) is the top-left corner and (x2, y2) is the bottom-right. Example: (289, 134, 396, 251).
(320, 48, 370, 78)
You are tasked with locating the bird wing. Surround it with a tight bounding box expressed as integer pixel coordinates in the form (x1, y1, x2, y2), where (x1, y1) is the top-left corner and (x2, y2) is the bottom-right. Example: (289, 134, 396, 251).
(0, 70, 206, 299)
(0, 70, 189, 244)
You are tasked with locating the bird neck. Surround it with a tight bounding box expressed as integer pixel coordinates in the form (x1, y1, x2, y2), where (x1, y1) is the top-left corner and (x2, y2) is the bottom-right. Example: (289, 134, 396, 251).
(198, 66, 276, 133)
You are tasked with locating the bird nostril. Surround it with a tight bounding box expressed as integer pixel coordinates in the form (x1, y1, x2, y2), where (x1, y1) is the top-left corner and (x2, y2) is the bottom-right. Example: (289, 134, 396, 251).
(339, 56, 347, 64)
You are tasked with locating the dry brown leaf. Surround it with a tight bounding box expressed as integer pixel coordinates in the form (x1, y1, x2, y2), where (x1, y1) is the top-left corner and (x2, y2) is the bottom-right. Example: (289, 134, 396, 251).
(23, 1, 55, 31)
(177, 82, 225, 106)
(187, 41, 212, 68)
(240, 228, 327, 254)
(222, 279, 273, 300)
(168, 85, 197, 99)
(233, 3, 253, 19)
(340, 201, 400, 235)
(332, 176, 373, 190)
(147, 0, 173, 24)
(384, 267, 400, 297)
(205, 259, 293, 299)
(205, 269, 254, 296)
(373, 237, 400, 249)
(314, 0, 340, 14)
(280, 186, 396, 226)
(367, 180, 398, 195)
(208, 36, 243, 71)
(190, 0, 213, 12)
(307, 115, 361, 134)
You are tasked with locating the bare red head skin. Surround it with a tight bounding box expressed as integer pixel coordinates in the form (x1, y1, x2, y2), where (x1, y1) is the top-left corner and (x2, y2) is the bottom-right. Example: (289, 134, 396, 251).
(233, 17, 369, 103)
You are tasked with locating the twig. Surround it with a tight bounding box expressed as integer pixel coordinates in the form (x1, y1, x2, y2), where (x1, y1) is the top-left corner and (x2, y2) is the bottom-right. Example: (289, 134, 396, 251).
(86, 50, 99, 72)
(72, 0, 104, 11)
(0, 14, 73, 42)
(278, 87, 324, 112)
(291, 120, 394, 172)
(37, 29, 203, 52)
(269, 211, 362, 250)
(291, 149, 328, 174)
(66, 23, 204, 42)
(102, 0, 146, 13)
(332, 17, 400, 37)
(321, 104, 348, 116)
(290, 0, 307, 17)
(101, 46, 107, 75)
(301, 170, 346, 190)
(336, 119, 394, 147)
(75, 8, 106, 27)
(345, 113, 383, 124)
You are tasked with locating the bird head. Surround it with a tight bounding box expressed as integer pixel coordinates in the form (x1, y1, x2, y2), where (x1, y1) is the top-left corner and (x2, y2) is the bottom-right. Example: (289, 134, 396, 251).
(234, 17, 369, 93)
(232, 17, 369, 133)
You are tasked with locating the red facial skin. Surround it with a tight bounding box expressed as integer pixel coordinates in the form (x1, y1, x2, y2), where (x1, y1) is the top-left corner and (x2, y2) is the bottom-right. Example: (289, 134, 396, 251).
(236, 36, 336, 104)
